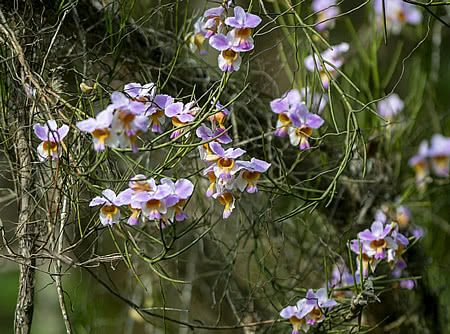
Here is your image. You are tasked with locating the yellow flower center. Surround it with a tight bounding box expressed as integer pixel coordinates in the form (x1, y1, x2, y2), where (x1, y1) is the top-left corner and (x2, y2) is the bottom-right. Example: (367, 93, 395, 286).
(43, 141, 58, 153)
(101, 205, 118, 218)
(92, 128, 110, 142)
(146, 199, 161, 210)
(236, 27, 252, 39)
(218, 157, 235, 170)
(218, 192, 233, 207)
(222, 49, 238, 64)
(278, 113, 291, 126)
(295, 127, 313, 137)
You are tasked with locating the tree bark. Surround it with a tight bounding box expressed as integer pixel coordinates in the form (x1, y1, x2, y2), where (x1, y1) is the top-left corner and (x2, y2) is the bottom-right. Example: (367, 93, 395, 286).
(14, 102, 36, 334)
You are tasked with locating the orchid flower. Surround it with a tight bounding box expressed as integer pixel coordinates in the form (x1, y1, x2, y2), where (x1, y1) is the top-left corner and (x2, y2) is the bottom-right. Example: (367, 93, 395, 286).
(33, 120, 69, 161)
(358, 221, 395, 260)
(235, 158, 271, 193)
(207, 142, 246, 180)
(215, 191, 235, 219)
(280, 300, 309, 334)
(270, 89, 302, 137)
(116, 175, 157, 225)
(288, 104, 324, 150)
(165, 101, 198, 139)
(298, 288, 338, 326)
(76, 107, 119, 151)
(132, 183, 172, 221)
(196, 123, 232, 161)
(89, 189, 123, 226)
(374, 0, 422, 34)
(189, 17, 208, 55)
(209, 32, 242, 72)
(377, 94, 404, 121)
(428, 134, 450, 177)
(146, 94, 173, 133)
(408, 141, 429, 186)
(203, 6, 226, 38)
(225, 6, 262, 52)
(209, 101, 230, 128)
(161, 178, 194, 221)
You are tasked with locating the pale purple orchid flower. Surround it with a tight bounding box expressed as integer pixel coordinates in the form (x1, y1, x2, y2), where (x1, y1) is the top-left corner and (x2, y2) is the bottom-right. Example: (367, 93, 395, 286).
(288, 104, 324, 150)
(374, 0, 422, 34)
(89, 189, 123, 226)
(132, 183, 173, 221)
(123, 82, 156, 102)
(270, 89, 302, 137)
(202, 143, 246, 200)
(203, 6, 226, 38)
(208, 141, 246, 180)
(358, 221, 395, 260)
(235, 158, 271, 193)
(377, 94, 404, 120)
(298, 288, 338, 325)
(215, 191, 235, 219)
(160, 178, 194, 221)
(225, 6, 262, 52)
(408, 140, 429, 186)
(350, 239, 377, 277)
(313, 0, 340, 31)
(116, 175, 157, 225)
(145, 94, 173, 133)
(304, 43, 349, 88)
(190, 17, 208, 55)
(33, 120, 69, 161)
(196, 123, 232, 161)
(165, 101, 198, 139)
(225, 6, 262, 29)
(76, 107, 119, 151)
(110, 91, 150, 139)
(110, 91, 147, 115)
(387, 225, 409, 263)
(209, 32, 242, 72)
(428, 134, 450, 177)
(209, 101, 230, 128)
(280, 299, 309, 334)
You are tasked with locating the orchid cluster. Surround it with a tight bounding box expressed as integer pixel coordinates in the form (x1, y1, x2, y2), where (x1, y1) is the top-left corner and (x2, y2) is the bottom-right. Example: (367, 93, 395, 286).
(33, 120, 69, 161)
(312, 0, 340, 32)
(408, 134, 450, 186)
(270, 89, 326, 150)
(195, 103, 270, 219)
(280, 288, 338, 333)
(76, 83, 200, 153)
(280, 205, 423, 333)
(304, 43, 349, 88)
(190, 4, 262, 72)
(349, 207, 422, 283)
(89, 175, 194, 227)
(374, 0, 422, 34)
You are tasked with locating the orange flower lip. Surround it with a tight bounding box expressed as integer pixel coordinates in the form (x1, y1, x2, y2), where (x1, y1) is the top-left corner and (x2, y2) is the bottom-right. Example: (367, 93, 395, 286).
(43, 141, 58, 153)
(101, 205, 118, 216)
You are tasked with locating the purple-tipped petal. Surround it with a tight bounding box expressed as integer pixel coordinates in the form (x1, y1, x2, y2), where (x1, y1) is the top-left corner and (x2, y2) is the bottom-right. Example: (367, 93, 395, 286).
(209, 34, 231, 51)
(76, 118, 97, 133)
(33, 124, 48, 141)
(165, 102, 183, 117)
(175, 179, 194, 198)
